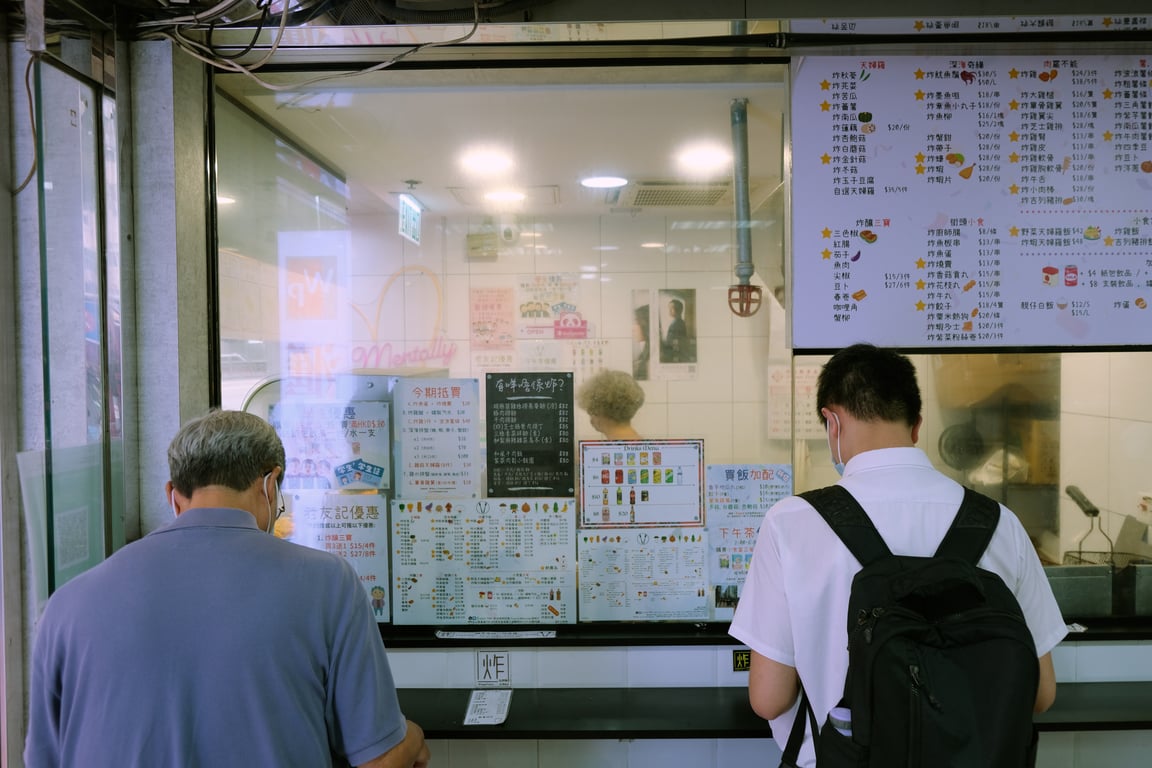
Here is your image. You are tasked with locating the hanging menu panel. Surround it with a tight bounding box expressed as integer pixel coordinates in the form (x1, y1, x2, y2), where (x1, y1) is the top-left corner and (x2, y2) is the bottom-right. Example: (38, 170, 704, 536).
(792, 54, 1152, 349)
(485, 372, 575, 497)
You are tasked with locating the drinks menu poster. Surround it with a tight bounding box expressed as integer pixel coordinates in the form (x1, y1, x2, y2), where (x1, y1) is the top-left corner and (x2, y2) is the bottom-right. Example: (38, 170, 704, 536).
(792, 54, 1152, 349)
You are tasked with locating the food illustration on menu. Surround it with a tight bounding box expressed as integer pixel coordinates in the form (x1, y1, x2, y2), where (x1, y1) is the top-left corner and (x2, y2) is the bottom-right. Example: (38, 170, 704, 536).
(792, 54, 1152, 349)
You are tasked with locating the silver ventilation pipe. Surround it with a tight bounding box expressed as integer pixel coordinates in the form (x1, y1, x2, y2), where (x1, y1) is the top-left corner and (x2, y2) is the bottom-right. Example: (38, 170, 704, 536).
(727, 98, 763, 316)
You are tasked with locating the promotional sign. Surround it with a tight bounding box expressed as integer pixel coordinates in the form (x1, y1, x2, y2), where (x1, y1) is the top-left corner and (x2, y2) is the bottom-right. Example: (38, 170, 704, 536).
(392, 378, 480, 498)
(486, 372, 575, 497)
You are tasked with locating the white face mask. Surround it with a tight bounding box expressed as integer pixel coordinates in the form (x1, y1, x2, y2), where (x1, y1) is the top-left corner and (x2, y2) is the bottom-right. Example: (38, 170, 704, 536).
(826, 411, 845, 476)
(261, 471, 284, 534)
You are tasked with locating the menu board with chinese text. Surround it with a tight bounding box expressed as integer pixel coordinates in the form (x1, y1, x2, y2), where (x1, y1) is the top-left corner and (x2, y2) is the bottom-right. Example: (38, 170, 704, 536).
(392, 378, 480, 497)
(792, 54, 1152, 349)
(486, 372, 575, 497)
(577, 527, 709, 622)
(279, 492, 390, 621)
(706, 464, 793, 620)
(391, 496, 576, 625)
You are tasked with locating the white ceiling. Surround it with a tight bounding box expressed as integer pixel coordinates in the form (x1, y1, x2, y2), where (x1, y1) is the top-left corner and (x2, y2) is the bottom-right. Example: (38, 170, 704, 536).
(215, 65, 787, 219)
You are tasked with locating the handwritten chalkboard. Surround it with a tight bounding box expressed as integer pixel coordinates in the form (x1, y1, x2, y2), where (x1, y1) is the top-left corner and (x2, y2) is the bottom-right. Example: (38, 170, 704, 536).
(486, 372, 575, 497)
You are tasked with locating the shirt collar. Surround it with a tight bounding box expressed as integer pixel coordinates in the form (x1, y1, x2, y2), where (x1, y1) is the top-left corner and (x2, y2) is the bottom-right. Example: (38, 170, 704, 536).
(155, 506, 260, 533)
(843, 446, 932, 477)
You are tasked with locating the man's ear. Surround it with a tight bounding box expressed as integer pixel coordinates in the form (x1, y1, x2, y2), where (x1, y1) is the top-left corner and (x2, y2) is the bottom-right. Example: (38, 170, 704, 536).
(911, 415, 923, 444)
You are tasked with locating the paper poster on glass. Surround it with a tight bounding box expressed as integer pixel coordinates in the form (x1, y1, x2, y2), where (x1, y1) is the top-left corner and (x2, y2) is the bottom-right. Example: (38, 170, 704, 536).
(392, 377, 481, 498)
(276, 491, 390, 622)
(577, 527, 709, 622)
(579, 439, 705, 528)
(517, 273, 586, 340)
(706, 464, 793, 620)
(271, 400, 390, 491)
(391, 497, 577, 625)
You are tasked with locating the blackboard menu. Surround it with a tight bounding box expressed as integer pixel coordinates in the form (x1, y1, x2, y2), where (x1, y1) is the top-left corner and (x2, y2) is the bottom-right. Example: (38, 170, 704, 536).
(792, 54, 1152, 349)
(485, 372, 575, 497)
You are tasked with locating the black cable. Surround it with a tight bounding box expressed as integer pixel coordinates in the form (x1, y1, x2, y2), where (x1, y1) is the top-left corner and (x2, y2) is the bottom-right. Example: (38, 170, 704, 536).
(207, 0, 271, 60)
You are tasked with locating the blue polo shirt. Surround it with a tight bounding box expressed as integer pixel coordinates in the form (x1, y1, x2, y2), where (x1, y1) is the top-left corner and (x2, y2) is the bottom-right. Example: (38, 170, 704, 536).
(25, 507, 406, 768)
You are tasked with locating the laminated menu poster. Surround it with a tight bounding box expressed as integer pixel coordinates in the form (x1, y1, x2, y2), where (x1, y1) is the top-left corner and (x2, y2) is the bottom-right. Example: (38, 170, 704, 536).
(792, 54, 1152, 349)
(578, 439, 705, 528)
(392, 378, 480, 498)
(277, 491, 390, 622)
(486, 372, 575, 497)
(577, 527, 709, 622)
(391, 497, 577, 625)
(706, 464, 793, 620)
(271, 400, 391, 491)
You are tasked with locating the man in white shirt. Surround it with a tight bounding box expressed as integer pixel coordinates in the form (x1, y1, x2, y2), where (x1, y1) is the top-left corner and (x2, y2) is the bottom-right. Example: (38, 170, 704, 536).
(729, 343, 1067, 766)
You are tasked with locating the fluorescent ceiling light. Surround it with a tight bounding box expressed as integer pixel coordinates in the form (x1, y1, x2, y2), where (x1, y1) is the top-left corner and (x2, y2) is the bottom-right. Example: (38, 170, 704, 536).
(581, 176, 628, 189)
(460, 147, 514, 176)
(641, 242, 664, 248)
(217, 195, 236, 205)
(676, 142, 732, 175)
(484, 189, 525, 202)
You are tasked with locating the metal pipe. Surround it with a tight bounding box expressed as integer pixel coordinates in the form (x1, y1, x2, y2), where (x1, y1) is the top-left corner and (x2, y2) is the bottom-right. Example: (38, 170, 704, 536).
(730, 98, 754, 285)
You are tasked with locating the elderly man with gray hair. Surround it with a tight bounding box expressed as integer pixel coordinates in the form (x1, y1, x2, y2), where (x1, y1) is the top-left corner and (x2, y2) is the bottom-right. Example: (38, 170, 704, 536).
(25, 409, 429, 768)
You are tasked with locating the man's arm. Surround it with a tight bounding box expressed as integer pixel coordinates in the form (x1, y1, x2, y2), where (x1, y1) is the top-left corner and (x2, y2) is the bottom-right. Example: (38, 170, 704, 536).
(357, 720, 430, 768)
(748, 650, 800, 720)
(1034, 652, 1056, 713)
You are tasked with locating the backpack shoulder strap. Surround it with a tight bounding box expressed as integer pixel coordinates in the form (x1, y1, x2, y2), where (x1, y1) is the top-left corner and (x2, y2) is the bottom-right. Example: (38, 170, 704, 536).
(799, 485, 892, 566)
(933, 486, 1001, 563)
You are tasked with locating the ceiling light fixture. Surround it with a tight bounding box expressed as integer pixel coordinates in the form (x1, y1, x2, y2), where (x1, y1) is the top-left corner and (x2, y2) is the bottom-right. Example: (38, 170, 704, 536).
(460, 147, 514, 176)
(217, 195, 236, 205)
(580, 176, 628, 189)
(641, 242, 664, 249)
(676, 142, 732, 175)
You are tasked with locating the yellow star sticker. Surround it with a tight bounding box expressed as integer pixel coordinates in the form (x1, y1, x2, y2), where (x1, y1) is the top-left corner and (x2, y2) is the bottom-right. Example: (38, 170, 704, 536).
(1009, 131, 1020, 142)
(1103, 88, 1113, 99)
(915, 257, 926, 269)
(1009, 183, 1019, 194)
(915, 300, 926, 311)
(914, 20, 925, 31)
(820, 100, 831, 111)
(1009, 152, 1020, 163)
(1009, 68, 1019, 79)
(1009, 99, 1020, 110)
(821, 152, 832, 164)
(914, 68, 925, 79)
(1009, 226, 1020, 236)
(820, 79, 831, 90)
(1103, 130, 1113, 141)
(914, 89, 925, 100)
(1104, 236, 1115, 246)
(821, 227, 832, 238)
(821, 248, 832, 259)
(916, 279, 926, 290)
(915, 151, 925, 163)
(1103, 17, 1113, 27)
(916, 164, 925, 174)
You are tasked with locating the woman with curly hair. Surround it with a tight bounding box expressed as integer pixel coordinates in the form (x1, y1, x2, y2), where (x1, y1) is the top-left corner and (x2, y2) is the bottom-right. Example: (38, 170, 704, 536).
(575, 369, 644, 440)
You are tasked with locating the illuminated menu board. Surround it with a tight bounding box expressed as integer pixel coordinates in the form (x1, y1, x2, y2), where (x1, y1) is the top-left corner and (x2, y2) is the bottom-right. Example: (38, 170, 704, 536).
(792, 54, 1152, 349)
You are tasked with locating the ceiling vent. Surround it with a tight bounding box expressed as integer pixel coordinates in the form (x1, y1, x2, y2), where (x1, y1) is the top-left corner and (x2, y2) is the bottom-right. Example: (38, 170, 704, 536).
(447, 185, 561, 207)
(609, 180, 764, 209)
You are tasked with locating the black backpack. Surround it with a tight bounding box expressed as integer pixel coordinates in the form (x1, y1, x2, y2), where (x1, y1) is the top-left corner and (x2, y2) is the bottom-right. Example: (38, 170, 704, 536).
(779, 485, 1040, 768)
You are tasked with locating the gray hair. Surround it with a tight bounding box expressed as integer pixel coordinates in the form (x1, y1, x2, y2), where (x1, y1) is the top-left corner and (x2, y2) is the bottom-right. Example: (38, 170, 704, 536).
(576, 370, 645, 423)
(168, 410, 285, 496)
